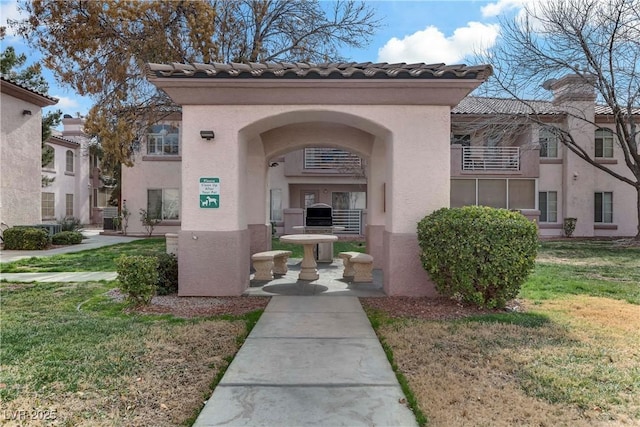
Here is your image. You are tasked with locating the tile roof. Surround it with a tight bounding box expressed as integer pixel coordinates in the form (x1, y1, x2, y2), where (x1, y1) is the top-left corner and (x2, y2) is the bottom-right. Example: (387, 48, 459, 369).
(0, 75, 58, 103)
(147, 61, 493, 80)
(594, 104, 640, 115)
(452, 96, 562, 115)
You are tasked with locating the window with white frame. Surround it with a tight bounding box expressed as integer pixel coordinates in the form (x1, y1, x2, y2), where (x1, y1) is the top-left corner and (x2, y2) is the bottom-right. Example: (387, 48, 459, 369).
(65, 193, 74, 217)
(594, 192, 613, 223)
(93, 188, 110, 208)
(270, 189, 283, 222)
(538, 191, 558, 222)
(539, 126, 559, 158)
(42, 192, 55, 219)
(595, 128, 614, 158)
(450, 178, 536, 210)
(147, 189, 180, 220)
(66, 150, 74, 172)
(147, 124, 179, 155)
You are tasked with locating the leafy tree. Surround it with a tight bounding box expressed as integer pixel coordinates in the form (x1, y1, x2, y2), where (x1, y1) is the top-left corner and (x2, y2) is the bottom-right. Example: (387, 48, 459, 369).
(10, 0, 380, 166)
(480, 0, 640, 238)
(0, 44, 62, 183)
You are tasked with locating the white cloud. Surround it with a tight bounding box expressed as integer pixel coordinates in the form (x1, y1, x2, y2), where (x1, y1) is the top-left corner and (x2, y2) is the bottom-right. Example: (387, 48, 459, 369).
(377, 22, 500, 64)
(481, 0, 529, 18)
(52, 95, 79, 110)
(0, 0, 25, 37)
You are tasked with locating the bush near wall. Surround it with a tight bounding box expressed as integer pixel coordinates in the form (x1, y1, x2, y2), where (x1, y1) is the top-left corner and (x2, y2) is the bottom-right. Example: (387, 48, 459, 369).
(51, 231, 83, 245)
(156, 253, 178, 295)
(417, 206, 538, 309)
(116, 256, 159, 305)
(2, 227, 50, 250)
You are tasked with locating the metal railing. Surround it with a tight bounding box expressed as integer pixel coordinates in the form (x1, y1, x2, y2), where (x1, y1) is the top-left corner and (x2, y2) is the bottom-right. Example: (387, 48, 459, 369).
(462, 146, 520, 171)
(332, 209, 362, 234)
(304, 148, 362, 170)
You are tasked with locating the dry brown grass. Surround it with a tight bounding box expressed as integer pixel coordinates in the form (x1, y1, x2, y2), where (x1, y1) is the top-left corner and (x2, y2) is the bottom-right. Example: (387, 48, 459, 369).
(377, 296, 640, 427)
(1, 321, 244, 427)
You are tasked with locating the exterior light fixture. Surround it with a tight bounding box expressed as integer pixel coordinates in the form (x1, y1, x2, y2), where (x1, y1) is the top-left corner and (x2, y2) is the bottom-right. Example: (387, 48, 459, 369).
(200, 130, 215, 141)
(22, 109, 32, 116)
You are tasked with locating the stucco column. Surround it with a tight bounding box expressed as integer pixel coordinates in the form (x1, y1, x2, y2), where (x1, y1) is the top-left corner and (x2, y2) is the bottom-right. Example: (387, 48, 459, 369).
(177, 106, 250, 296)
(384, 106, 451, 296)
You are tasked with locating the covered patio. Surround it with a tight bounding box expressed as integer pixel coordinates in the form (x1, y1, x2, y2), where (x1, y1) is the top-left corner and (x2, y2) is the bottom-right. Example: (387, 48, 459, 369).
(146, 61, 492, 297)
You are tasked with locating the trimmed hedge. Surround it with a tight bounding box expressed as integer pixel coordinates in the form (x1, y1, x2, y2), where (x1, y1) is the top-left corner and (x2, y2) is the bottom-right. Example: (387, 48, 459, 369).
(2, 227, 50, 250)
(116, 255, 159, 306)
(51, 231, 83, 245)
(156, 253, 178, 295)
(417, 206, 538, 309)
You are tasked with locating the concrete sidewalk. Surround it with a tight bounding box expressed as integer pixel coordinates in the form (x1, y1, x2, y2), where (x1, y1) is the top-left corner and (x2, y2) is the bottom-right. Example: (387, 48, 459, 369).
(0, 272, 117, 282)
(193, 296, 418, 427)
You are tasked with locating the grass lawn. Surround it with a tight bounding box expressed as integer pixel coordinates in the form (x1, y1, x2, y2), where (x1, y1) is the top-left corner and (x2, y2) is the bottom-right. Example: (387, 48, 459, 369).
(0, 281, 261, 426)
(1, 238, 166, 273)
(367, 239, 640, 426)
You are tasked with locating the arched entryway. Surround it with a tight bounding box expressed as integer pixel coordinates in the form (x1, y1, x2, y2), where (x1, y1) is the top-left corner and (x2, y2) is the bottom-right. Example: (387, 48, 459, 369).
(145, 61, 492, 297)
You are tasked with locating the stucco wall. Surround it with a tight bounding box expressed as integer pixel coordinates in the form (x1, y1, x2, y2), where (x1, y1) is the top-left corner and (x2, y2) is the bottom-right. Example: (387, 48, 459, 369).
(0, 94, 42, 227)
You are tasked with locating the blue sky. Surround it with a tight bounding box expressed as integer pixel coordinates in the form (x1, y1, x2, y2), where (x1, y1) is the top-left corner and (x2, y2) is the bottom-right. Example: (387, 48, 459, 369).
(1, 0, 525, 117)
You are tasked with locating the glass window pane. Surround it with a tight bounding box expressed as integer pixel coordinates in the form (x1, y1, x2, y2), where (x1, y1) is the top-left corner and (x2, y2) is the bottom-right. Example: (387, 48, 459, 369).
(270, 189, 283, 221)
(66, 150, 74, 172)
(163, 189, 180, 220)
(539, 192, 548, 222)
(147, 189, 163, 219)
(548, 191, 558, 222)
(603, 192, 613, 223)
(594, 192, 603, 222)
(478, 179, 507, 208)
(66, 193, 74, 217)
(508, 180, 535, 209)
(451, 179, 476, 207)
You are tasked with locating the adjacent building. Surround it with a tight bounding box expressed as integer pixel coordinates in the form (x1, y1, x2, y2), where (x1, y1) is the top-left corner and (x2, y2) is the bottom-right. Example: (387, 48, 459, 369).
(0, 77, 57, 229)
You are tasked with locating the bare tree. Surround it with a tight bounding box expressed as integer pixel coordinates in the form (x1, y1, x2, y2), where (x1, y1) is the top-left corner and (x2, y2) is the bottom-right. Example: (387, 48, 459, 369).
(478, 0, 640, 239)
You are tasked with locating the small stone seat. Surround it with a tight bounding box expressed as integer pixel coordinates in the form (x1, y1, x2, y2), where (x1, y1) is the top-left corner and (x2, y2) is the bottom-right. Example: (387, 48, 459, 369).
(251, 250, 292, 281)
(338, 251, 373, 282)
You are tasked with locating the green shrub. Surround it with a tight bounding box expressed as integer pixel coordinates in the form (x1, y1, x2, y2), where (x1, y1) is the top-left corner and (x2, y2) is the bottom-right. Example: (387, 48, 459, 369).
(116, 255, 159, 306)
(417, 206, 538, 309)
(156, 253, 178, 295)
(51, 231, 83, 245)
(57, 216, 83, 232)
(2, 227, 50, 250)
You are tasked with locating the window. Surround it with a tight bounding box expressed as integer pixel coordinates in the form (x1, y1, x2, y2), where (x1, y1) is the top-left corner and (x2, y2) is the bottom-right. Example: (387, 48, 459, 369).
(302, 191, 317, 208)
(43, 145, 55, 169)
(147, 189, 180, 220)
(594, 192, 613, 223)
(539, 191, 558, 222)
(42, 192, 55, 219)
(147, 124, 179, 155)
(270, 189, 282, 222)
(93, 188, 110, 208)
(450, 179, 536, 210)
(595, 128, 614, 158)
(332, 192, 366, 210)
(539, 126, 559, 158)
(65, 194, 74, 217)
(65, 150, 74, 172)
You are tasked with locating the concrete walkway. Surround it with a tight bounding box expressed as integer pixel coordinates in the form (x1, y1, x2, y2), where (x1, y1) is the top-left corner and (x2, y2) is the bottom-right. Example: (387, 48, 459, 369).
(0, 271, 117, 282)
(193, 296, 418, 427)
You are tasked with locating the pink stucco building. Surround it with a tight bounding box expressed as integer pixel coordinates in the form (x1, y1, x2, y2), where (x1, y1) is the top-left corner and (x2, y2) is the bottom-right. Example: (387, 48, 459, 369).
(120, 63, 638, 297)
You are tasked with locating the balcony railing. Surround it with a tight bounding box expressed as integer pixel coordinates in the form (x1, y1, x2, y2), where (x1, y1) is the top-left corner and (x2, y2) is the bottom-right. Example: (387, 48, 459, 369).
(462, 146, 520, 171)
(304, 148, 362, 170)
(332, 209, 362, 234)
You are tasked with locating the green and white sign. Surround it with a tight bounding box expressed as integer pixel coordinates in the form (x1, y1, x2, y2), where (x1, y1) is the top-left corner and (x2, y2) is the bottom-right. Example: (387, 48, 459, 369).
(199, 177, 220, 208)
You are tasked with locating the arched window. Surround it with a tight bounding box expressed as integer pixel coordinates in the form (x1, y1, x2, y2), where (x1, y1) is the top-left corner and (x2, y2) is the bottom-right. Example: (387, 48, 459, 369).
(595, 128, 614, 158)
(43, 145, 55, 169)
(66, 150, 74, 172)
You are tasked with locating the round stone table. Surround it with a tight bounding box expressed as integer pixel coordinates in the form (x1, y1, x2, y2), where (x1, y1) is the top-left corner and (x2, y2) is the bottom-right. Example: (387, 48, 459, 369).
(279, 234, 338, 281)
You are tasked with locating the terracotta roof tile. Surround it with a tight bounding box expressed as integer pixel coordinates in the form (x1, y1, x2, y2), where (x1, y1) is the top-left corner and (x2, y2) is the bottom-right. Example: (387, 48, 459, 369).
(147, 61, 493, 80)
(452, 96, 562, 115)
(0, 75, 58, 104)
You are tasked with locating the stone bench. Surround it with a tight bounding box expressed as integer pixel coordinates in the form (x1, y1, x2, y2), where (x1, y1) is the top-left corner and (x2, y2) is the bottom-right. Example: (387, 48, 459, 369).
(338, 251, 374, 282)
(251, 250, 292, 281)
